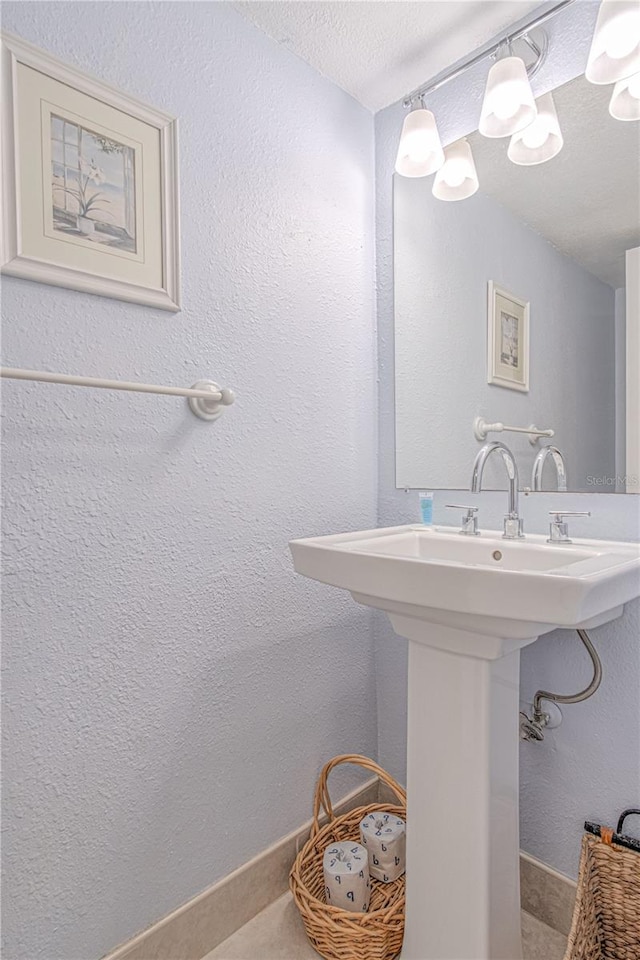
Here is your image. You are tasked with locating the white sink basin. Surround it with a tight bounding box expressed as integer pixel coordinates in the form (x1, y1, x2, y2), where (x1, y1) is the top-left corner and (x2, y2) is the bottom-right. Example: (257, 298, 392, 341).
(291, 524, 640, 654)
(290, 524, 640, 960)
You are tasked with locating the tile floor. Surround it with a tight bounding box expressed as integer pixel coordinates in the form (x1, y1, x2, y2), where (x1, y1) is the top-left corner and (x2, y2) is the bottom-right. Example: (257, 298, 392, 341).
(203, 891, 568, 960)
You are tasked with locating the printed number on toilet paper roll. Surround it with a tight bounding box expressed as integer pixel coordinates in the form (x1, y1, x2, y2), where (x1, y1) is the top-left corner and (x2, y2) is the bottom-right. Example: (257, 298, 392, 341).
(322, 842, 371, 913)
(359, 812, 406, 883)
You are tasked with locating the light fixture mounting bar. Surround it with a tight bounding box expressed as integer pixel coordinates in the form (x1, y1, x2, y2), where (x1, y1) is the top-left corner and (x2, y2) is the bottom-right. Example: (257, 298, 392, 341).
(402, 0, 577, 108)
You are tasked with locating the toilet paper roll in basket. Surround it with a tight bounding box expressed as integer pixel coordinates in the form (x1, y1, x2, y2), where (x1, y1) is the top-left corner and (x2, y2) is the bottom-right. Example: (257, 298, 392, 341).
(359, 812, 406, 882)
(322, 841, 371, 913)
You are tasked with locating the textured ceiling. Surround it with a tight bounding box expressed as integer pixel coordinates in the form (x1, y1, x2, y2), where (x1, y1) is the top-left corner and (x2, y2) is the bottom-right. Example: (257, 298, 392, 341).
(468, 74, 640, 289)
(232, 1, 543, 111)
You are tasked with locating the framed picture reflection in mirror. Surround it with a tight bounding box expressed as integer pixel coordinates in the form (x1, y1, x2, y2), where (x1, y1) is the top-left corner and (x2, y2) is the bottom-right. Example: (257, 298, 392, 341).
(487, 281, 529, 392)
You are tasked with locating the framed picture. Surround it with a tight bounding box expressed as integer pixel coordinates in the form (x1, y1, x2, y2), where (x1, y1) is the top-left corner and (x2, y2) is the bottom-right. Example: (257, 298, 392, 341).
(487, 281, 529, 392)
(1, 32, 180, 311)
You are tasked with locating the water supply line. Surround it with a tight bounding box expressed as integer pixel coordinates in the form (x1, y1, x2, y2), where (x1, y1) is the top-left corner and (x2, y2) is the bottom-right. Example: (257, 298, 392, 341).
(520, 629, 602, 741)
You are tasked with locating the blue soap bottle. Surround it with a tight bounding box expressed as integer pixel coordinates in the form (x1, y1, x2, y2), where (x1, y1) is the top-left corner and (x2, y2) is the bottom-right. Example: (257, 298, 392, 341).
(419, 492, 434, 525)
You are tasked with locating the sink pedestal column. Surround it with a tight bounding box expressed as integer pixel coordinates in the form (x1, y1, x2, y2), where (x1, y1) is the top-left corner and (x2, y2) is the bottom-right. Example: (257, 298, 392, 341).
(392, 619, 532, 960)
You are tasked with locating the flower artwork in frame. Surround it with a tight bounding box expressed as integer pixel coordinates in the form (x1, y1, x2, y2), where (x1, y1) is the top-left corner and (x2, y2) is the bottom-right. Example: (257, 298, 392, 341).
(1, 32, 180, 310)
(51, 118, 138, 253)
(487, 281, 530, 392)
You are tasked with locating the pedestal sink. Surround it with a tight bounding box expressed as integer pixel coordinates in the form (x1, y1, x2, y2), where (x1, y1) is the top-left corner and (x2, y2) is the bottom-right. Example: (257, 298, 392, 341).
(289, 524, 640, 960)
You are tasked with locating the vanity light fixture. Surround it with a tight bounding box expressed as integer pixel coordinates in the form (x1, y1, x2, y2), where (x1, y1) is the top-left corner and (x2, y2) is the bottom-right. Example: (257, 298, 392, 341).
(586, 0, 640, 85)
(432, 140, 479, 200)
(508, 92, 564, 164)
(479, 54, 538, 138)
(395, 99, 445, 178)
(395, 0, 574, 196)
(609, 71, 640, 120)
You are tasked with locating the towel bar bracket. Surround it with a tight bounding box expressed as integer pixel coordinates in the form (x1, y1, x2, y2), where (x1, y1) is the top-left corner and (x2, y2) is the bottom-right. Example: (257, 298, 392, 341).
(188, 380, 234, 421)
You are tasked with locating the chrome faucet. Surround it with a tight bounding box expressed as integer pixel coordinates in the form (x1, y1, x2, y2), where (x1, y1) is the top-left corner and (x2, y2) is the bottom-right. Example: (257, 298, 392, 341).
(471, 441, 524, 539)
(532, 445, 567, 491)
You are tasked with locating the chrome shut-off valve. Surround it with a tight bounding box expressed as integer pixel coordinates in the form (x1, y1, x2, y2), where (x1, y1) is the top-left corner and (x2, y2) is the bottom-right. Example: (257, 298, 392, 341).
(519, 711, 547, 741)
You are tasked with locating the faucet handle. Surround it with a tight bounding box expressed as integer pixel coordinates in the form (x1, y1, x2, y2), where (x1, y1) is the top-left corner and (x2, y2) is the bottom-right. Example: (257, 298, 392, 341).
(548, 510, 591, 544)
(446, 504, 480, 536)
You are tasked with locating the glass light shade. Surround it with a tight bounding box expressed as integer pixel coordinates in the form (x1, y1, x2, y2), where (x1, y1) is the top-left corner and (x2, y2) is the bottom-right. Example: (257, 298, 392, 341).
(508, 93, 564, 165)
(432, 140, 479, 201)
(479, 56, 537, 138)
(609, 71, 640, 119)
(586, 0, 640, 84)
(395, 106, 445, 177)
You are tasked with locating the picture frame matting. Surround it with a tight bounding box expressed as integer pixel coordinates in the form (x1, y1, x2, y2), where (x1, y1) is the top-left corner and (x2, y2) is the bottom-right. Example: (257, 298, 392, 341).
(1, 31, 181, 311)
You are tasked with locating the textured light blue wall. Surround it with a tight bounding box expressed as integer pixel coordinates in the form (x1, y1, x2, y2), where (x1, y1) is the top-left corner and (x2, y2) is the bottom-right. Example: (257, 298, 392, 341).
(1, 4, 377, 959)
(375, 0, 640, 880)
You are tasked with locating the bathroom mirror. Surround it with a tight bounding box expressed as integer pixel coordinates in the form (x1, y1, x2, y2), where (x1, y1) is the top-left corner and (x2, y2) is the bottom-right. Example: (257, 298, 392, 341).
(394, 73, 640, 493)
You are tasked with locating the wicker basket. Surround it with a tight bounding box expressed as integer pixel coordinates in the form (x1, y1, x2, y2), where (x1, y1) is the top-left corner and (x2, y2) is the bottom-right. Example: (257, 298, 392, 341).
(290, 754, 407, 960)
(564, 811, 640, 960)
